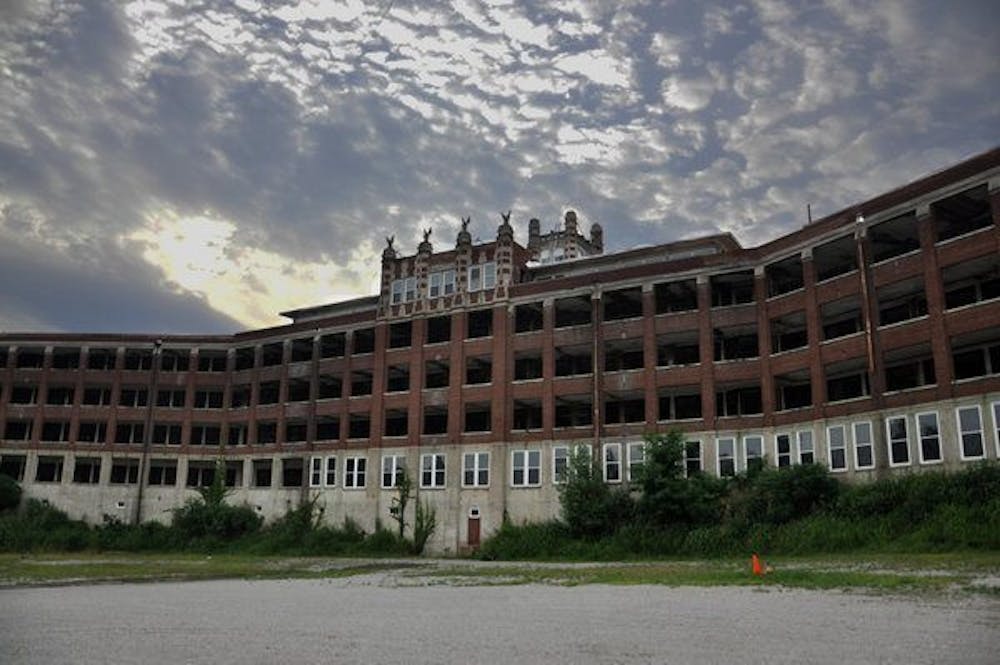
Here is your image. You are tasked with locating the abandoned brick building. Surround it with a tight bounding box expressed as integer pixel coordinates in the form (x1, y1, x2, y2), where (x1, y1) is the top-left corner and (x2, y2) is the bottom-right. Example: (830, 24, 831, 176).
(1, 147, 998, 553)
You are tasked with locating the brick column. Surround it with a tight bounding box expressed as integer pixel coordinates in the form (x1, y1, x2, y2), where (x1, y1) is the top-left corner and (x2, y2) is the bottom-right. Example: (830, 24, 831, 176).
(491, 304, 509, 437)
(407, 317, 426, 447)
(641, 285, 658, 427)
(800, 249, 827, 412)
(754, 266, 774, 421)
(369, 323, 387, 447)
(696, 276, 716, 430)
(541, 299, 555, 439)
(916, 203, 954, 396)
(448, 312, 465, 443)
(591, 289, 604, 447)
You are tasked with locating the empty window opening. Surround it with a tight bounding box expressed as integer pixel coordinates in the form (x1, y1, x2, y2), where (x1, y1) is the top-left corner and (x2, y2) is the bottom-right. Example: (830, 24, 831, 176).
(0, 347, 7, 368)
(942, 254, 1000, 309)
(258, 381, 280, 404)
(157, 389, 186, 408)
(160, 349, 189, 372)
(604, 393, 645, 424)
(870, 211, 919, 262)
(16, 348, 44, 369)
(318, 374, 342, 399)
(884, 345, 936, 391)
(426, 315, 452, 343)
(423, 405, 448, 435)
(315, 416, 339, 441)
(950, 331, 1000, 380)
(152, 423, 182, 445)
(194, 389, 224, 409)
(87, 348, 116, 370)
(813, 235, 857, 282)
(464, 403, 491, 432)
(197, 350, 227, 372)
(110, 458, 139, 484)
(716, 384, 763, 417)
(513, 400, 543, 430)
(821, 296, 864, 340)
(287, 378, 311, 402)
(771, 311, 808, 353)
(124, 349, 154, 371)
(35, 456, 64, 482)
(256, 421, 278, 445)
(281, 458, 304, 487)
(555, 395, 593, 427)
(284, 420, 307, 443)
(389, 322, 412, 348)
(41, 421, 71, 442)
(877, 276, 928, 326)
(465, 356, 492, 385)
(775, 370, 812, 410)
(554, 294, 592, 327)
(190, 424, 221, 446)
(10, 386, 38, 404)
(46, 386, 75, 406)
(115, 422, 144, 444)
(384, 409, 408, 437)
(713, 326, 759, 361)
(77, 421, 107, 443)
(4, 420, 32, 441)
(234, 347, 255, 370)
(51, 348, 80, 369)
(515, 302, 544, 332)
(467, 309, 493, 338)
(766, 255, 804, 297)
(228, 423, 249, 446)
(514, 351, 543, 380)
(230, 384, 252, 408)
(252, 460, 273, 487)
(223, 460, 243, 487)
(82, 386, 112, 406)
(353, 328, 375, 354)
(320, 333, 346, 358)
(350, 370, 373, 396)
(658, 388, 702, 421)
(387, 364, 410, 392)
(711, 270, 755, 307)
(148, 459, 178, 486)
(826, 359, 871, 402)
(72, 458, 102, 484)
(603, 286, 643, 321)
(555, 346, 592, 377)
(656, 331, 699, 366)
(604, 338, 644, 372)
(348, 413, 371, 439)
(933, 183, 991, 242)
(290, 337, 313, 362)
(424, 360, 449, 389)
(654, 279, 698, 313)
(261, 342, 284, 367)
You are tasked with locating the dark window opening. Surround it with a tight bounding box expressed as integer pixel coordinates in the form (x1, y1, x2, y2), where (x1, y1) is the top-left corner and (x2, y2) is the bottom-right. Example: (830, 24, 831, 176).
(87, 348, 116, 370)
(348, 413, 371, 439)
(190, 424, 221, 446)
(515, 302, 544, 332)
(350, 370, 373, 396)
(290, 337, 313, 362)
(197, 350, 228, 372)
(316, 416, 340, 441)
(224, 461, 242, 488)
(194, 389, 224, 409)
(230, 385, 251, 408)
(464, 403, 491, 432)
(16, 348, 44, 369)
(604, 395, 645, 424)
(605, 339, 643, 371)
(389, 321, 412, 348)
(877, 277, 928, 326)
(555, 346, 592, 377)
(320, 333, 346, 358)
(148, 460, 178, 486)
(285, 421, 307, 443)
(110, 459, 139, 484)
(119, 388, 148, 408)
(766, 255, 804, 297)
(261, 343, 284, 367)
(282, 458, 304, 487)
(775, 372, 812, 410)
(555, 396, 593, 427)
(426, 316, 451, 344)
(942, 254, 1000, 309)
(156, 389, 186, 408)
(152, 424, 182, 445)
(318, 375, 342, 399)
(234, 347, 255, 370)
(384, 409, 408, 437)
(40, 422, 70, 442)
(353, 328, 375, 354)
(826, 371, 870, 402)
(35, 456, 63, 482)
(658, 390, 702, 420)
(711, 270, 755, 307)
(259, 381, 280, 404)
(885, 357, 936, 391)
(77, 421, 107, 443)
(387, 365, 410, 392)
(716, 385, 763, 417)
(227, 424, 248, 446)
(514, 352, 543, 380)
(604, 286, 643, 320)
(51, 348, 80, 369)
(73, 458, 102, 484)
(124, 349, 154, 371)
(160, 349, 189, 372)
(555, 295, 591, 327)
(10, 387, 37, 404)
(821, 297, 864, 340)
(513, 400, 543, 430)
(465, 357, 492, 385)
(656, 333, 699, 366)
(423, 406, 448, 435)
(287, 379, 311, 402)
(253, 460, 273, 487)
(82, 387, 111, 405)
(0, 455, 27, 481)
(813, 235, 857, 282)
(771, 312, 809, 353)
(654, 279, 698, 313)
(46, 386, 75, 406)
(424, 360, 449, 389)
(933, 184, 991, 242)
(467, 309, 493, 338)
(951, 334, 1000, 380)
(114, 423, 144, 444)
(257, 422, 277, 445)
(870, 211, 919, 262)
(713, 327, 759, 361)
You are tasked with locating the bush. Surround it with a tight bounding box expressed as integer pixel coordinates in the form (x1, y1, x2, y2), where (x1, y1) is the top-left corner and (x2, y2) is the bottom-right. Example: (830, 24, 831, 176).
(0, 474, 21, 512)
(559, 447, 634, 539)
(725, 463, 840, 528)
(635, 432, 726, 527)
(0, 500, 93, 552)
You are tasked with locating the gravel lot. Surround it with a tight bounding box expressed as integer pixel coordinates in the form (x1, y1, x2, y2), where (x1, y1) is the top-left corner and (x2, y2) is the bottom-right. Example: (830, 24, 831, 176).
(2, 574, 998, 664)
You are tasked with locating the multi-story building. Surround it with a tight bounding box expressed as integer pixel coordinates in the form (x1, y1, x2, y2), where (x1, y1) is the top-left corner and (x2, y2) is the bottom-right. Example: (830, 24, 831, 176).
(1, 148, 998, 554)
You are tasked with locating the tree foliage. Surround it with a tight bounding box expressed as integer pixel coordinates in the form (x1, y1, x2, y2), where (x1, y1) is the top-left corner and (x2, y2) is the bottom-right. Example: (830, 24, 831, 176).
(634, 431, 726, 527)
(558, 446, 633, 539)
(0, 474, 21, 512)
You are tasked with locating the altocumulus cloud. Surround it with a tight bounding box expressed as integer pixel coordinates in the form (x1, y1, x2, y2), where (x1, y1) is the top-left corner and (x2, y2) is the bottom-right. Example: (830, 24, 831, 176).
(0, 0, 996, 332)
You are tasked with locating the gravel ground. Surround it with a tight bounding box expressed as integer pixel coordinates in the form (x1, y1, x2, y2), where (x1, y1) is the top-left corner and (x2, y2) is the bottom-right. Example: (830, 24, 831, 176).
(2, 574, 998, 664)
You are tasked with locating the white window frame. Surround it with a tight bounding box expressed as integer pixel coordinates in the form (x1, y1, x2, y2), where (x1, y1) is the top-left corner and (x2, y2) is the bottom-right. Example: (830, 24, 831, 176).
(916, 411, 943, 464)
(853, 421, 875, 470)
(684, 440, 702, 477)
(325, 456, 337, 487)
(511, 449, 542, 487)
(442, 269, 455, 295)
(483, 262, 496, 290)
(344, 456, 366, 489)
(626, 441, 646, 481)
(429, 272, 442, 298)
(797, 430, 814, 464)
(603, 442, 622, 483)
(404, 276, 416, 302)
(992, 401, 1000, 457)
(462, 452, 489, 487)
(468, 264, 482, 292)
(310, 456, 323, 488)
(886, 415, 911, 467)
(775, 433, 793, 468)
(956, 405, 985, 461)
(421, 453, 446, 489)
(716, 437, 736, 477)
(382, 454, 406, 489)
(826, 425, 848, 472)
(391, 279, 403, 305)
(743, 435, 763, 469)
(553, 445, 569, 484)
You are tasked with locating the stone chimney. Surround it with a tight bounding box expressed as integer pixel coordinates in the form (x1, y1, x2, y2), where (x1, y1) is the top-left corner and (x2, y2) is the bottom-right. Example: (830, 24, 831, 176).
(590, 222, 603, 253)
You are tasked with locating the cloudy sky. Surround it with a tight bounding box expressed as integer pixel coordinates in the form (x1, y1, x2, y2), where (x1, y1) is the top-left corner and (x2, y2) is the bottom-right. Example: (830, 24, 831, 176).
(0, 0, 997, 334)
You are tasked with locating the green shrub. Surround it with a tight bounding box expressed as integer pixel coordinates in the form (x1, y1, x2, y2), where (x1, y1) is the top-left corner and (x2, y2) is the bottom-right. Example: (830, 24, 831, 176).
(635, 432, 726, 527)
(0, 474, 21, 512)
(725, 463, 840, 528)
(0, 500, 93, 552)
(559, 447, 634, 539)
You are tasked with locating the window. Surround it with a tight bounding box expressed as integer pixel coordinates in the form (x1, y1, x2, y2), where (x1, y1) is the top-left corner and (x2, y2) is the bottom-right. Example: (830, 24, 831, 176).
(160, 350, 189, 372)
(110, 459, 139, 484)
(463, 452, 490, 487)
(827, 425, 847, 472)
(886, 416, 910, 466)
(197, 351, 228, 372)
(82, 386, 112, 406)
(511, 450, 541, 487)
(281, 458, 303, 487)
(426, 315, 451, 343)
(72, 457, 101, 484)
(4, 420, 32, 441)
(382, 455, 406, 488)
(119, 388, 148, 408)
(152, 423, 182, 445)
(797, 430, 814, 464)
(252, 460, 273, 488)
(148, 460, 178, 486)
(627, 442, 645, 481)
(87, 348, 116, 370)
(310, 456, 337, 488)
(603, 443, 622, 483)
(464, 403, 491, 432)
(115, 423, 144, 444)
(190, 425, 221, 446)
(41, 422, 71, 442)
(429, 269, 456, 298)
(853, 422, 874, 470)
(0, 455, 26, 481)
(157, 389, 186, 408)
(421, 453, 446, 488)
(743, 435, 763, 470)
(775, 434, 792, 468)
(35, 456, 64, 483)
(46, 387, 75, 406)
(916, 412, 942, 464)
(194, 390, 224, 409)
(344, 457, 366, 488)
(404, 276, 416, 302)
(685, 441, 702, 476)
(553, 446, 569, 484)
(956, 406, 985, 460)
(994, 402, 1000, 458)
(468, 262, 496, 291)
(77, 421, 107, 443)
(10, 386, 38, 404)
(717, 438, 736, 477)
(228, 423, 248, 446)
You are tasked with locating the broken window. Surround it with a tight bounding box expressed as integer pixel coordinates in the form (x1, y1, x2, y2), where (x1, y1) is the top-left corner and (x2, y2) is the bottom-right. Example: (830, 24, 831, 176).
(186, 461, 215, 488)
(284, 420, 307, 443)
(932, 183, 992, 242)
(656, 331, 699, 366)
(287, 378, 311, 402)
(604, 393, 645, 424)
(82, 386, 112, 406)
(110, 458, 139, 484)
(555, 346, 592, 377)
(224, 461, 243, 488)
(197, 350, 227, 372)
(512, 400, 543, 430)
(813, 235, 857, 282)
(514, 351, 543, 380)
(256, 421, 277, 445)
(4, 420, 32, 441)
(315, 416, 339, 441)
(465, 356, 492, 385)
(87, 348, 117, 370)
(72, 457, 101, 484)
(870, 211, 919, 263)
(388, 322, 412, 348)
(230, 384, 252, 408)
(384, 409, 408, 437)
(348, 413, 370, 439)
(160, 349, 189, 372)
(259, 381, 280, 404)
(821, 296, 864, 340)
(603, 286, 643, 321)
(46, 386, 75, 406)
(228, 423, 249, 446)
(16, 347, 45, 369)
(350, 370, 372, 396)
(194, 389, 224, 409)
(774, 370, 812, 410)
(424, 360, 449, 389)
(710, 270, 755, 307)
(252, 459, 272, 487)
(771, 311, 809, 353)
(10, 386, 38, 404)
(51, 347, 80, 369)
(426, 315, 451, 343)
(35, 456, 64, 482)
(467, 309, 493, 338)
(604, 338, 643, 372)
(190, 424, 221, 446)
(386, 364, 410, 392)
(942, 253, 1000, 309)
(658, 388, 702, 421)
(152, 423, 182, 445)
(464, 403, 491, 432)
(115, 422, 144, 444)
(654, 279, 698, 313)
(515, 302, 544, 332)
(877, 276, 928, 326)
(766, 255, 804, 297)
(77, 421, 107, 443)
(40, 421, 71, 442)
(353, 328, 375, 354)
(884, 344, 936, 391)
(317, 375, 342, 399)
(281, 458, 303, 487)
(713, 326, 758, 361)
(319, 332, 346, 358)
(148, 459, 177, 486)
(234, 346, 256, 370)
(423, 405, 448, 435)
(826, 359, 871, 402)
(119, 387, 148, 408)
(715, 384, 763, 417)
(156, 389, 186, 408)
(290, 337, 313, 363)
(0, 347, 9, 368)
(261, 342, 284, 367)
(554, 294, 591, 327)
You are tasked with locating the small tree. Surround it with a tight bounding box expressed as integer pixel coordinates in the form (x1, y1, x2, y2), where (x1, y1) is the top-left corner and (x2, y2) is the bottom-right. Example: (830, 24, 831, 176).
(389, 468, 413, 539)
(412, 497, 437, 555)
(635, 431, 725, 527)
(172, 459, 261, 542)
(558, 445, 633, 539)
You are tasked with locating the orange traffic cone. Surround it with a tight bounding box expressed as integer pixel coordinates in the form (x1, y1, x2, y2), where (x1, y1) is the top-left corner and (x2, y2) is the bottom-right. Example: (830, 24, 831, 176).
(751, 553, 764, 576)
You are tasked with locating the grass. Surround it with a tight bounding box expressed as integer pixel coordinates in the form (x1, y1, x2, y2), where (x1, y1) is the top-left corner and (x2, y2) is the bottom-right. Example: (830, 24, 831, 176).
(3, 551, 998, 596)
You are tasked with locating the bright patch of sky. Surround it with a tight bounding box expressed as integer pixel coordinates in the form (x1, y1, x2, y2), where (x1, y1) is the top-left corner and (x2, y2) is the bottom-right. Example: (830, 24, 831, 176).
(0, 0, 997, 333)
